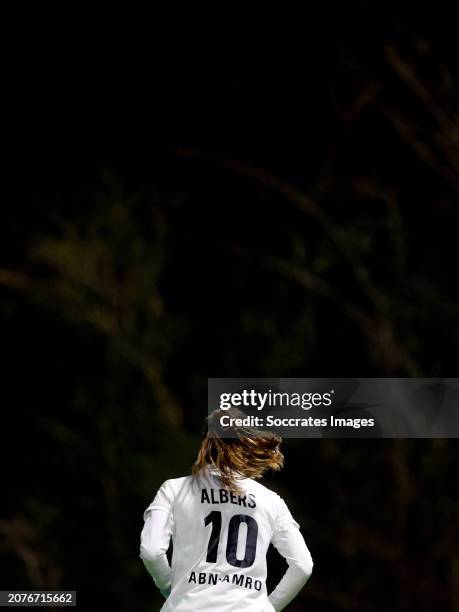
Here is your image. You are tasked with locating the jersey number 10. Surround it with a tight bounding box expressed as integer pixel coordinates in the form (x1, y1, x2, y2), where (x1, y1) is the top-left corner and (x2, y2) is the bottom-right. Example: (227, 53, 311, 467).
(204, 511, 258, 568)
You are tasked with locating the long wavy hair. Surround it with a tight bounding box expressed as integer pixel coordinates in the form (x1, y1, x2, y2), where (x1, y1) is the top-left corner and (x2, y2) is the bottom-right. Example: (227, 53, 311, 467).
(192, 408, 284, 493)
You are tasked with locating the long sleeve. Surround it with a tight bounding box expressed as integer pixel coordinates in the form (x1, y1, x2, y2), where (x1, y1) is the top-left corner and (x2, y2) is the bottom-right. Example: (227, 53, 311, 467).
(140, 480, 175, 593)
(268, 499, 313, 612)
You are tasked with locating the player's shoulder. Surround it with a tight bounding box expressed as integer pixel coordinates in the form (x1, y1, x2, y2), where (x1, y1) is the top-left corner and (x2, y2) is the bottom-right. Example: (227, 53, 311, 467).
(247, 478, 285, 507)
(160, 475, 192, 493)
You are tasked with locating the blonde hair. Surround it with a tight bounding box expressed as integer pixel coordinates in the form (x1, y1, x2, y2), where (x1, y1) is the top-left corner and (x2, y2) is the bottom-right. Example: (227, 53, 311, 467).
(192, 408, 284, 493)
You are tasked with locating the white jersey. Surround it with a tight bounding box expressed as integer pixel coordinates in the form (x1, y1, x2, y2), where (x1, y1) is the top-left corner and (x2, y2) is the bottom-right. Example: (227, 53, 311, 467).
(140, 467, 313, 612)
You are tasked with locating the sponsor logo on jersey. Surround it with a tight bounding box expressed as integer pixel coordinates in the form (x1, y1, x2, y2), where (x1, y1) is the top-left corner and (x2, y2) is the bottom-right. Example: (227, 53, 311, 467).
(188, 571, 263, 591)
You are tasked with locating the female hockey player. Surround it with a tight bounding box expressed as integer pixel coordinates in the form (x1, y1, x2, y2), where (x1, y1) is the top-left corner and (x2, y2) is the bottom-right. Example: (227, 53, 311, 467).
(140, 409, 313, 611)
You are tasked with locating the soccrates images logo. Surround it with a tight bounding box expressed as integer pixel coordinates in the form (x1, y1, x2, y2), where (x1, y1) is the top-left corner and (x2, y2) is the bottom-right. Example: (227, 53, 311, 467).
(208, 378, 459, 438)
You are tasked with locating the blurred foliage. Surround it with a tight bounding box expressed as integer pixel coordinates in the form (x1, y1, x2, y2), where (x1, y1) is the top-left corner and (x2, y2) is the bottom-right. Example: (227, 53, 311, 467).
(1, 4, 459, 611)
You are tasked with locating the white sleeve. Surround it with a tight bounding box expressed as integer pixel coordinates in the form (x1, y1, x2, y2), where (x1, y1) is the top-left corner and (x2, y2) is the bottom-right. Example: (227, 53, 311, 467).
(140, 480, 174, 592)
(268, 497, 313, 612)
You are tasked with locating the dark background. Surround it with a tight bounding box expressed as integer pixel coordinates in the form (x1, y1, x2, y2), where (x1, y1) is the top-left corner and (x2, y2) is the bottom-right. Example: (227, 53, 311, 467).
(1, 4, 458, 611)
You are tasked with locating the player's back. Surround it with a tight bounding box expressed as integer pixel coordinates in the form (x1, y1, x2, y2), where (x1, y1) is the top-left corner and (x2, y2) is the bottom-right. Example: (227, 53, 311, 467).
(145, 468, 283, 611)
